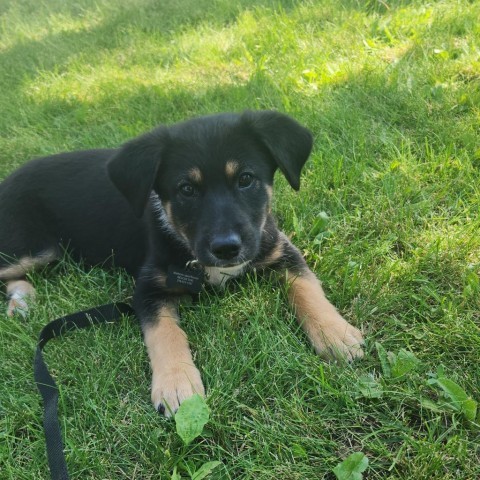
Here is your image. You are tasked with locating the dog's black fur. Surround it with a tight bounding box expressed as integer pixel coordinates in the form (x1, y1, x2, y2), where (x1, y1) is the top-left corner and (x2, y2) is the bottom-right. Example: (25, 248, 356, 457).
(0, 110, 363, 415)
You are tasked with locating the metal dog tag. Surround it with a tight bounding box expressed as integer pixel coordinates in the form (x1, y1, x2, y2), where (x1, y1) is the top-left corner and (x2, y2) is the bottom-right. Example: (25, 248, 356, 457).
(166, 265, 204, 293)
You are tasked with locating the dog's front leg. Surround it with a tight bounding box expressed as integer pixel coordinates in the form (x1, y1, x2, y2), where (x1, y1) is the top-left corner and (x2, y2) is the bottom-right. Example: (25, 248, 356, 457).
(135, 280, 205, 416)
(285, 267, 364, 361)
(142, 302, 204, 416)
(270, 236, 364, 361)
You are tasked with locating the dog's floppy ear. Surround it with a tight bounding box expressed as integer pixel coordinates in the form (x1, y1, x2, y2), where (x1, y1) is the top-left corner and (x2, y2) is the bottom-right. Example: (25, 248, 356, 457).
(241, 110, 313, 190)
(107, 127, 169, 217)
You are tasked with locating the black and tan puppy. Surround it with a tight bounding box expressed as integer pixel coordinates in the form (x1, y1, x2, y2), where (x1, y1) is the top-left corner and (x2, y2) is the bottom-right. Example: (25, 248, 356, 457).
(0, 110, 363, 415)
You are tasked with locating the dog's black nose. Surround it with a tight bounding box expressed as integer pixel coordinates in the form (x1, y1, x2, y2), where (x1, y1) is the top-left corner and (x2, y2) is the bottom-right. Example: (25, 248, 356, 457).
(211, 233, 241, 260)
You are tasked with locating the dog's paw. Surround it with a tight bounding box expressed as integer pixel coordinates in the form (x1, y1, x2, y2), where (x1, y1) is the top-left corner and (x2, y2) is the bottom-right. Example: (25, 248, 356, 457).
(151, 365, 205, 417)
(310, 314, 364, 362)
(7, 297, 30, 318)
(6, 281, 36, 318)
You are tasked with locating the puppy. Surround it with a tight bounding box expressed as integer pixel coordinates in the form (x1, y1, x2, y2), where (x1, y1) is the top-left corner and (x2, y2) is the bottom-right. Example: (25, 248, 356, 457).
(0, 110, 364, 415)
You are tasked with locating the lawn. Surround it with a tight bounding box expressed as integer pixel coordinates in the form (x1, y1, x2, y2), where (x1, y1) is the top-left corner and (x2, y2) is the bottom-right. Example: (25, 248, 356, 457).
(1, 0, 479, 478)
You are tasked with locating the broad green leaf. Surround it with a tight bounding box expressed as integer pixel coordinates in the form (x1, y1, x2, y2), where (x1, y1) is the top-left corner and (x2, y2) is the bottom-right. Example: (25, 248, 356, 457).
(291, 443, 308, 459)
(309, 211, 329, 237)
(428, 376, 477, 422)
(191, 461, 222, 480)
(390, 349, 420, 378)
(436, 365, 446, 378)
(171, 467, 182, 480)
(175, 394, 210, 445)
(419, 396, 445, 414)
(356, 374, 383, 399)
(375, 342, 391, 377)
(333, 452, 369, 480)
(291, 209, 300, 233)
(462, 398, 477, 422)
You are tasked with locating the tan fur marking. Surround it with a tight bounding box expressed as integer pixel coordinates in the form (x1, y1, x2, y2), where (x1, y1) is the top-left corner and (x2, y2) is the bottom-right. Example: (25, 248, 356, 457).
(0, 250, 57, 281)
(286, 270, 364, 361)
(225, 160, 239, 179)
(163, 201, 173, 224)
(265, 184, 273, 202)
(265, 185, 273, 213)
(6, 280, 36, 317)
(188, 167, 202, 183)
(144, 304, 205, 416)
(155, 272, 167, 287)
(259, 239, 285, 268)
(163, 201, 189, 245)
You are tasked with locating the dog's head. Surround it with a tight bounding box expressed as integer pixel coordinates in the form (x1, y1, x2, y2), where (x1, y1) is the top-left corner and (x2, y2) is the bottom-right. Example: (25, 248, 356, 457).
(107, 110, 312, 267)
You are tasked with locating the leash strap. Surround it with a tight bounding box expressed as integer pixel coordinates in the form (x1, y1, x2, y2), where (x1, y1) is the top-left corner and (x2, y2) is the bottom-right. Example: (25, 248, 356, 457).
(34, 302, 134, 480)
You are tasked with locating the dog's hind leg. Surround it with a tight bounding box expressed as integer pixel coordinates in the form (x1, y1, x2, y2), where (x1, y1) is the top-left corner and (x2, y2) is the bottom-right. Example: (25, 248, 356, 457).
(0, 249, 58, 317)
(0, 186, 61, 316)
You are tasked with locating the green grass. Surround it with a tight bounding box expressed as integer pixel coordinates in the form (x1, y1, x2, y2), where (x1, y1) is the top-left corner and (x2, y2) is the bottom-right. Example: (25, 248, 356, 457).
(1, 0, 480, 478)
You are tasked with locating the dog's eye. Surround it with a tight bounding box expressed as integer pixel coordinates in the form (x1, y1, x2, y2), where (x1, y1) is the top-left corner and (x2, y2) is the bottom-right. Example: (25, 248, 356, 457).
(238, 173, 254, 189)
(179, 183, 196, 197)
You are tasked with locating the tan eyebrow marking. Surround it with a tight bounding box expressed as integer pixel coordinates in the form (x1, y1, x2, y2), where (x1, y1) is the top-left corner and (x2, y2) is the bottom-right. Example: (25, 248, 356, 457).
(225, 160, 239, 179)
(265, 184, 273, 212)
(188, 168, 202, 183)
(163, 201, 173, 224)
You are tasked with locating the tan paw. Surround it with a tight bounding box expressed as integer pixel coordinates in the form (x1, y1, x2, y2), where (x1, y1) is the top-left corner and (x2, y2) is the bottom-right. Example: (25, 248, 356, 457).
(310, 315, 364, 362)
(151, 365, 205, 417)
(7, 297, 30, 318)
(6, 280, 35, 318)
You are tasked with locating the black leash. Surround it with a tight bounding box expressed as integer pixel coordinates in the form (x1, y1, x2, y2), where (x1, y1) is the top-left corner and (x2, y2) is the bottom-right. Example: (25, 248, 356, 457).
(34, 302, 135, 480)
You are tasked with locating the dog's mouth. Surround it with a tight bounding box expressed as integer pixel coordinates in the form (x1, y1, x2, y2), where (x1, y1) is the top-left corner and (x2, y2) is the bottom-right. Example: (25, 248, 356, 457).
(206, 260, 250, 269)
(194, 257, 251, 270)
(194, 255, 252, 271)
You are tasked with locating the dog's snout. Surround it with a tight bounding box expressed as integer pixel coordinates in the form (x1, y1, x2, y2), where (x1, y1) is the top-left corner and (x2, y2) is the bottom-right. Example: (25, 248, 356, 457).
(210, 233, 241, 261)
